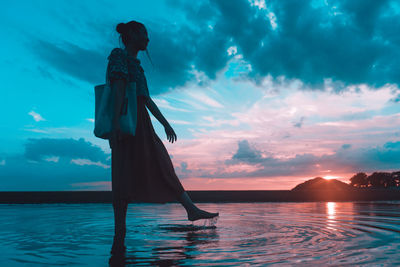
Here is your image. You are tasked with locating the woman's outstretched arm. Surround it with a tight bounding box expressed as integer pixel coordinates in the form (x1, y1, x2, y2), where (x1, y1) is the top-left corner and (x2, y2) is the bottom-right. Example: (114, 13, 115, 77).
(145, 97, 177, 143)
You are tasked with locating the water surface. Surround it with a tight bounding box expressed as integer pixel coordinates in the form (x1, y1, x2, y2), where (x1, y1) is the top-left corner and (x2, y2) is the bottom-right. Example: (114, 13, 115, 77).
(1, 202, 400, 266)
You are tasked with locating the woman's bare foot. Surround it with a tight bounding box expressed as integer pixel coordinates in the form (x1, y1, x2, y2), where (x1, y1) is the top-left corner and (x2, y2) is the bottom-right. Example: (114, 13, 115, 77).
(187, 208, 219, 221)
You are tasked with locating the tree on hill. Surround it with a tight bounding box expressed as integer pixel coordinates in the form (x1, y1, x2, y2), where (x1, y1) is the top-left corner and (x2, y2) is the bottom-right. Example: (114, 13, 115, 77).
(348, 171, 400, 188)
(350, 172, 368, 188)
(391, 171, 400, 187)
(368, 172, 393, 188)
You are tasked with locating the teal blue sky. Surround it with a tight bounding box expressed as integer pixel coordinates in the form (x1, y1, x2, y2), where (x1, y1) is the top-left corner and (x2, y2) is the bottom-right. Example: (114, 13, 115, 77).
(1, 0, 400, 191)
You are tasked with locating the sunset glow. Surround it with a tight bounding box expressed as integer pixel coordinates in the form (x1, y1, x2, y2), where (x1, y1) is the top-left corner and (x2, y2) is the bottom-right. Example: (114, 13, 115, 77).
(1, 0, 399, 191)
(323, 176, 340, 180)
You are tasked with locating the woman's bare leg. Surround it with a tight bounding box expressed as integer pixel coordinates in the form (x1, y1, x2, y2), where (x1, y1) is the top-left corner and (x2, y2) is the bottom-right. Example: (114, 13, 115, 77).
(111, 198, 128, 253)
(178, 191, 219, 221)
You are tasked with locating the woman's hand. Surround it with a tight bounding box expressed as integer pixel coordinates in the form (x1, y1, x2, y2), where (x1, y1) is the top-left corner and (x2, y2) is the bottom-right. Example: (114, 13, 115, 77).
(164, 124, 177, 143)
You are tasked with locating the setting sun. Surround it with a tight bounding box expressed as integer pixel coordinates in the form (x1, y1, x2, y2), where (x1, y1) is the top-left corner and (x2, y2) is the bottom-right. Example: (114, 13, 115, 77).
(323, 176, 340, 180)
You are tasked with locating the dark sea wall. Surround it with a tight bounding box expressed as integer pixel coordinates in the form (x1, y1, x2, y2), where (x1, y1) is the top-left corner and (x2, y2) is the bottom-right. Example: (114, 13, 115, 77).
(0, 189, 400, 203)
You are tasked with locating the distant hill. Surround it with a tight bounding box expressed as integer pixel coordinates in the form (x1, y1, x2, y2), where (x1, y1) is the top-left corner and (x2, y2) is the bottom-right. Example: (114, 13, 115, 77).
(291, 177, 353, 191)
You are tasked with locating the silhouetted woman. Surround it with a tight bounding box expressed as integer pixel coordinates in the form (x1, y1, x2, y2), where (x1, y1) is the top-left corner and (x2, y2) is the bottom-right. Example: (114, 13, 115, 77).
(108, 21, 219, 254)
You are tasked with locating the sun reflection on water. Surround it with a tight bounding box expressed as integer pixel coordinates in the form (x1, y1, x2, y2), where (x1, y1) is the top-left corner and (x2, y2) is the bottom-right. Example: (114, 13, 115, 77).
(326, 202, 336, 230)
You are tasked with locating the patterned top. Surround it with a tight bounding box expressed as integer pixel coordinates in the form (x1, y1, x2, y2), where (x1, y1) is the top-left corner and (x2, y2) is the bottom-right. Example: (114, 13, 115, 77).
(107, 48, 150, 98)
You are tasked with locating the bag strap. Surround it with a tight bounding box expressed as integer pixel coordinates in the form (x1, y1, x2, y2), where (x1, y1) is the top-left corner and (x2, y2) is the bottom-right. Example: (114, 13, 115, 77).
(107, 49, 129, 115)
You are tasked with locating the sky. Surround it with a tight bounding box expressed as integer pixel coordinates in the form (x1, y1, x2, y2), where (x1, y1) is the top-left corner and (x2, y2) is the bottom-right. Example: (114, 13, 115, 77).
(1, 0, 400, 191)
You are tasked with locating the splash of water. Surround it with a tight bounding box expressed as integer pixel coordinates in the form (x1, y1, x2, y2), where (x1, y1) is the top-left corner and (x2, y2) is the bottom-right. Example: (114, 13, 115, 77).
(191, 215, 219, 228)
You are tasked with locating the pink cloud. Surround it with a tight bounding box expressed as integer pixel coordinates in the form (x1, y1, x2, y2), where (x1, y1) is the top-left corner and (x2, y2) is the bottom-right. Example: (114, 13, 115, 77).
(161, 80, 400, 189)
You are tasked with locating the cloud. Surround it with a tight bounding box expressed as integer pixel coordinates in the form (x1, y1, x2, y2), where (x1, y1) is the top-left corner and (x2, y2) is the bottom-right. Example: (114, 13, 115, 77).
(170, 0, 400, 88)
(293, 116, 305, 128)
(30, 39, 106, 85)
(28, 23, 202, 93)
(24, 128, 49, 134)
(24, 137, 109, 163)
(23, 1, 242, 93)
(160, 78, 399, 185)
(248, 0, 398, 87)
(24, 0, 400, 93)
(152, 98, 192, 112)
(0, 154, 110, 191)
(180, 161, 189, 172)
(0, 138, 111, 191)
(186, 90, 224, 108)
(70, 158, 109, 169)
(229, 139, 264, 164)
(169, 119, 192, 125)
(221, 141, 400, 178)
(179, 161, 192, 174)
(28, 111, 45, 122)
(44, 156, 60, 163)
(342, 144, 351, 149)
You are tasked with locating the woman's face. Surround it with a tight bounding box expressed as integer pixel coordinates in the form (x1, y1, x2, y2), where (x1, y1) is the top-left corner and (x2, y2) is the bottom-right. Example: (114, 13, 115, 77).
(131, 26, 149, 51)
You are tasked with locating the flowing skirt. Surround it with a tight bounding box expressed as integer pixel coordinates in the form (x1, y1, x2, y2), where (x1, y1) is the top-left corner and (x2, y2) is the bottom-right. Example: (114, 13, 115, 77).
(111, 96, 185, 204)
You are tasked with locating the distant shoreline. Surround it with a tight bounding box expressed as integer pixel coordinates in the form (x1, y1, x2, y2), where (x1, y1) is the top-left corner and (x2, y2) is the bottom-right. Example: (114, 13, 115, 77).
(0, 189, 400, 203)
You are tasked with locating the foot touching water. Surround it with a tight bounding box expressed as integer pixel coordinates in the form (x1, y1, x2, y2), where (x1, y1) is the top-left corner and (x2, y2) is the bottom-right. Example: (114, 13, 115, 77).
(188, 208, 219, 221)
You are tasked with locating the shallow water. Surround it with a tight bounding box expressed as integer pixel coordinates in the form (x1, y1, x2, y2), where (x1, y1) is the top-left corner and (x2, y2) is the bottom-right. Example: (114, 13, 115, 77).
(1, 202, 400, 266)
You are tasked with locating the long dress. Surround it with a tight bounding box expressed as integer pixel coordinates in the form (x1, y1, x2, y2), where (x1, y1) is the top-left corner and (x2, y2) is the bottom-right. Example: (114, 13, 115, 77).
(107, 48, 185, 204)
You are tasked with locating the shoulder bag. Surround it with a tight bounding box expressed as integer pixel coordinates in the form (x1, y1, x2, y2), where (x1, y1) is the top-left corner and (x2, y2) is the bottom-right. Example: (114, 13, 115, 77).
(93, 51, 137, 139)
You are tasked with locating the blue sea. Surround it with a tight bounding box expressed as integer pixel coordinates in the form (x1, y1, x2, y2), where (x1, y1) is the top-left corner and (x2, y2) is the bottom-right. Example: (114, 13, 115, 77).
(1, 202, 400, 266)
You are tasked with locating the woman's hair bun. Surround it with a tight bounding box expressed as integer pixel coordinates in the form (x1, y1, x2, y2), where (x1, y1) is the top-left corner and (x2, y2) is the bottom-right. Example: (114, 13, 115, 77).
(116, 23, 126, 34)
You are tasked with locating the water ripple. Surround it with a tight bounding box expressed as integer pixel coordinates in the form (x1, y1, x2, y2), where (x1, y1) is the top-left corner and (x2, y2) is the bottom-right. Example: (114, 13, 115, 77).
(1, 202, 400, 266)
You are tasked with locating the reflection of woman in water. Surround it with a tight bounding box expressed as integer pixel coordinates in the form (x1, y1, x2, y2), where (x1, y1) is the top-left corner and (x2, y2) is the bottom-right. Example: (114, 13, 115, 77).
(108, 20, 219, 254)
